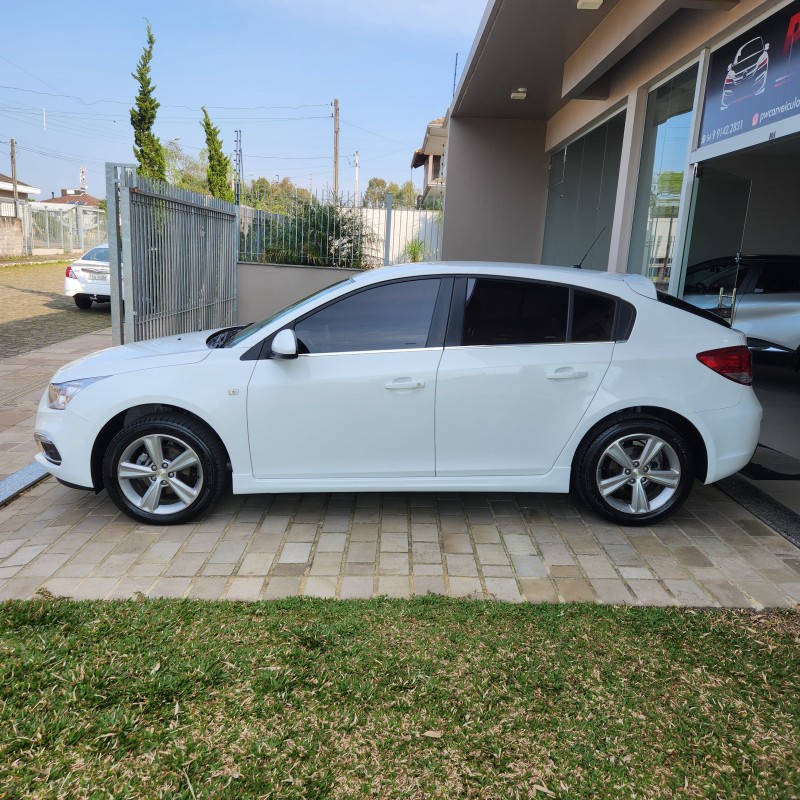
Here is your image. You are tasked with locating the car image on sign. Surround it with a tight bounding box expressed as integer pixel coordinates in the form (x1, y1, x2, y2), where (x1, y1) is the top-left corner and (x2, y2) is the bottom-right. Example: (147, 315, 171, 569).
(35, 262, 761, 527)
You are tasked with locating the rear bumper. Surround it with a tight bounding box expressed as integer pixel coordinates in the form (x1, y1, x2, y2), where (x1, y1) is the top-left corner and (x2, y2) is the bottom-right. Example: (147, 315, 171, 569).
(696, 391, 762, 483)
(64, 276, 111, 299)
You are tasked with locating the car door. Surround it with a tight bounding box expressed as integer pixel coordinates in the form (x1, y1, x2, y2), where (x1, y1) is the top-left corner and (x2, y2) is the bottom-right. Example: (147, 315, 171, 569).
(435, 277, 615, 476)
(246, 277, 450, 479)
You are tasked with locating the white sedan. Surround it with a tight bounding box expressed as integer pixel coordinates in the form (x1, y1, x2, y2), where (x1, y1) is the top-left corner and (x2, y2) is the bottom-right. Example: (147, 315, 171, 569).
(35, 262, 761, 527)
(64, 244, 110, 310)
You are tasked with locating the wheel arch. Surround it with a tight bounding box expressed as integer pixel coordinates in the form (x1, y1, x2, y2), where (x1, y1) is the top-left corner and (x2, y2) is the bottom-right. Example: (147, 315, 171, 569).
(571, 405, 708, 483)
(90, 403, 232, 492)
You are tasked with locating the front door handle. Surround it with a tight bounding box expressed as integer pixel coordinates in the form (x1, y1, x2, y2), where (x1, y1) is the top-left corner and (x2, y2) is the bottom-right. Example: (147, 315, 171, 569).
(546, 367, 588, 380)
(385, 379, 425, 390)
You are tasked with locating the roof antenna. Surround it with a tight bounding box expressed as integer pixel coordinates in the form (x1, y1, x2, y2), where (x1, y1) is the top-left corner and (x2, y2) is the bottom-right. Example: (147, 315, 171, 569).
(574, 225, 607, 268)
(452, 53, 459, 98)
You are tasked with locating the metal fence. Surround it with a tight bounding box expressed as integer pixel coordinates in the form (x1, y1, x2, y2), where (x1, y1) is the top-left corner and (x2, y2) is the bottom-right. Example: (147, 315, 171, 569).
(106, 164, 238, 344)
(238, 188, 442, 268)
(29, 203, 107, 253)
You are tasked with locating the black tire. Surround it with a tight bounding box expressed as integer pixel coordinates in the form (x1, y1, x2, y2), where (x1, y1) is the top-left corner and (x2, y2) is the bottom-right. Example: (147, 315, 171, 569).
(74, 295, 93, 310)
(102, 414, 228, 525)
(573, 415, 695, 526)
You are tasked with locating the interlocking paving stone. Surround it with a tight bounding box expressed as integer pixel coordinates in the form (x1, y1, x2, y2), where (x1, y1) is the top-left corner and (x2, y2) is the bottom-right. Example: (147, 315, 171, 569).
(519, 579, 559, 603)
(0, 467, 797, 605)
(627, 580, 676, 606)
(555, 578, 596, 603)
(448, 577, 483, 598)
(590, 578, 636, 605)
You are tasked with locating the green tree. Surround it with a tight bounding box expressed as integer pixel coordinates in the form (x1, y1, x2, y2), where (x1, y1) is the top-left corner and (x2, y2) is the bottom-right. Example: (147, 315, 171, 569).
(244, 176, 312, 212)
(393, 180, 418, 207)
(363, 177, 417, 207)
(201, 107, 234, 202)
(165, 140, 207, 193)
(363, 177, 387, 207)
(130, 20, 166, 182)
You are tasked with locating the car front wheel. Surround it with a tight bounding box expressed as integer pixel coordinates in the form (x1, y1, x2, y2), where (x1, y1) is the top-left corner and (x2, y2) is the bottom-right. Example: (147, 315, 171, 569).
(102, 414, 228, 525)
(573, 415, 695, 526)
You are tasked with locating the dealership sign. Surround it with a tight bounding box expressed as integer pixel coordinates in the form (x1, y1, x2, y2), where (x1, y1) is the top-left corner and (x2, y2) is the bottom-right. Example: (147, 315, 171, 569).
(699, 1, 800, 148)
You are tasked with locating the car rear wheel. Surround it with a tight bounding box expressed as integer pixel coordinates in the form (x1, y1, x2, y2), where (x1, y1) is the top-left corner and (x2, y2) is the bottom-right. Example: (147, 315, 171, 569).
(573, 415, 694, 526)
(102, 414, 228, 525)
(74, 295, 93, 310)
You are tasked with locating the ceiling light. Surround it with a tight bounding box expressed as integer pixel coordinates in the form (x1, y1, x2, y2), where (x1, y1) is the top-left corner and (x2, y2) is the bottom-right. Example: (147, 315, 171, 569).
(510, 88, 527, 100)
(577, 0, 603, 9)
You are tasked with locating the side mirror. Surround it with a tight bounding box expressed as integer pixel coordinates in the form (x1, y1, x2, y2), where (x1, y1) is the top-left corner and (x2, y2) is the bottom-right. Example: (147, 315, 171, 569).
(271, 329, 298, 360)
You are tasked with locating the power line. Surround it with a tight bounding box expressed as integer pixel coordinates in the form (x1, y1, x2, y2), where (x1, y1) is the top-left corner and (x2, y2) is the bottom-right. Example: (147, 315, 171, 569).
(0, 84, 331, 112)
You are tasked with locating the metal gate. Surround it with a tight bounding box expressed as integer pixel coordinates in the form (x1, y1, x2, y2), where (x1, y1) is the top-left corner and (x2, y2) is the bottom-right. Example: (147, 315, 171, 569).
(106, 163, 238, 345)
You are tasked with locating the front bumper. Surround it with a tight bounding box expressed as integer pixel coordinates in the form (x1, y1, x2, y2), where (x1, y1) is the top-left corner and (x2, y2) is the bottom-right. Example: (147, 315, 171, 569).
(34, 403, 98, 489)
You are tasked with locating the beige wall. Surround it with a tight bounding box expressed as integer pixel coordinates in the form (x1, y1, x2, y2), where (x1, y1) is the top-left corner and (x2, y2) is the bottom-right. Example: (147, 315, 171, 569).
(545, 0, 774, 153)
(441, 118, 548, 262)
(236, 262, 363, 325)
(0, 217, 22, 257)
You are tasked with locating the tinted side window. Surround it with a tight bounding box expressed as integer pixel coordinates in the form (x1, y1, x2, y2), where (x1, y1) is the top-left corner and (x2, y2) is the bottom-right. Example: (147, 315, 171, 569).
(463, 279, 568, 345)
(572, 290, 616, 342)
(754, 262, 800, 293)
(294, 279, 441, 354)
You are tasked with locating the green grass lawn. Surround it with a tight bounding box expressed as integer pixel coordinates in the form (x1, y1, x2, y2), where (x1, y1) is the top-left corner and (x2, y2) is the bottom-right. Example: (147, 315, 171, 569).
(1, 597, 798, 799)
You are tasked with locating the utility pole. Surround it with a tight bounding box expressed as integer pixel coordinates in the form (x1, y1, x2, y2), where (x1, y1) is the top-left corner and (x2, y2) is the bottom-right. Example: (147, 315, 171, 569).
(234, 129, 243, 204)
(333, 98, 339, 199)
(10, 138, 19, 217)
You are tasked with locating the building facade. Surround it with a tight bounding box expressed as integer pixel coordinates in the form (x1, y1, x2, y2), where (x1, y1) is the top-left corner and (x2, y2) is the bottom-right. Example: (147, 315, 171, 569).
(442, 0, 800, 303)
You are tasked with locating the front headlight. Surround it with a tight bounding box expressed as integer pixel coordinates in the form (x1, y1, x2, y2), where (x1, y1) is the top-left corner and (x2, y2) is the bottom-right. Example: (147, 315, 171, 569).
(47, 377, 108, 410)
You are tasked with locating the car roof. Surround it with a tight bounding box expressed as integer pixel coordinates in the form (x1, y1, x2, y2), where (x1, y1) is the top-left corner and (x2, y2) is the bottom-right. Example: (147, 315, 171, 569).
(349, 261, 657, 298)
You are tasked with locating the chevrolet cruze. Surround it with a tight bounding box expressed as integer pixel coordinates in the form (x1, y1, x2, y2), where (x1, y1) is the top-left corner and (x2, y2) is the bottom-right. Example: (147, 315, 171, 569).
(35, 262, 762, 527)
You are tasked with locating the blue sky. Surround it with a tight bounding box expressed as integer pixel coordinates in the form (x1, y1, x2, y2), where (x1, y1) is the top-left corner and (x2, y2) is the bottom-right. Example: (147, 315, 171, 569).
(1, 0, 487, 199)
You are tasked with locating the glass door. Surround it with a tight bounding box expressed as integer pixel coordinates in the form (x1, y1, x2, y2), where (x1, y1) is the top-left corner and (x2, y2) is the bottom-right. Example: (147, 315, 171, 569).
(676, 164, 752, 322)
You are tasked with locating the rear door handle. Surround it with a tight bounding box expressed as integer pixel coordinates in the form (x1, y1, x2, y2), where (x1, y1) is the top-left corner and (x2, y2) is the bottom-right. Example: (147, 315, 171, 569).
(385, 379, 425, 390)
(546, 367, 588, 380)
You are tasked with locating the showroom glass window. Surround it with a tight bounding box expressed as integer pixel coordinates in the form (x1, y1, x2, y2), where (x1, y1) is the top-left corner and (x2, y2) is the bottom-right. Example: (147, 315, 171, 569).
(542, 112, 626, 271)
(294, 278, 441, 353)
(628, 65, 698, 289)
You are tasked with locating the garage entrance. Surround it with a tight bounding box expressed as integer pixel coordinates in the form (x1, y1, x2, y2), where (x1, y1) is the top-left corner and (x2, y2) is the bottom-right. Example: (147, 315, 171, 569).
(677, 133, 800, 514)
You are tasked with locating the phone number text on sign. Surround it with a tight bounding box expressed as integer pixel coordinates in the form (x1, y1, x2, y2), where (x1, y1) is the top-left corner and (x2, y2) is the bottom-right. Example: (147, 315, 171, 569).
(701, 119, 744, 144)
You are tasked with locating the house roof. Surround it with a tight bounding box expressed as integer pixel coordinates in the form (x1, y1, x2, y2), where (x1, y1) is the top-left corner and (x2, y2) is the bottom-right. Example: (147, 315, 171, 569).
(42, 192, 101, 207)
(411, 118, 448, 168)
(0, 173, 41, 195)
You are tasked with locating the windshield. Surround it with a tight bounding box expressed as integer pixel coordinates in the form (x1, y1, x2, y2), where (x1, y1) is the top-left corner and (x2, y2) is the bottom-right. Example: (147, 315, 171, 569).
(225, 278, 353, 347)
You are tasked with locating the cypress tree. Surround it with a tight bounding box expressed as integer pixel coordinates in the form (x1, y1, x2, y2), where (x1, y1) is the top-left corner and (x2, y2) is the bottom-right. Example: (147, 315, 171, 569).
(202, 107, 234, 202)
(130, 20, 166, 182)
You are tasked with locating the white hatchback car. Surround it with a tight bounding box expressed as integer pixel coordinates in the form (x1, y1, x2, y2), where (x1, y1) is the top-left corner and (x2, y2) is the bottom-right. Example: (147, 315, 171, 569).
(64, 244, 110, 309)
(35, 262, 762, 527)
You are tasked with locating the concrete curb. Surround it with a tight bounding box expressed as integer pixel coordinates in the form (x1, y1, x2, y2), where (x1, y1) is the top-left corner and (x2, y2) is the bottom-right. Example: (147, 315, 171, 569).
(0, 462, 49, 507)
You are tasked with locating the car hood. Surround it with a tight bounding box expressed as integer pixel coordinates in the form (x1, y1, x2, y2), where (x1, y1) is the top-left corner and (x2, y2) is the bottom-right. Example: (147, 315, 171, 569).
(52, 330, 215, 381)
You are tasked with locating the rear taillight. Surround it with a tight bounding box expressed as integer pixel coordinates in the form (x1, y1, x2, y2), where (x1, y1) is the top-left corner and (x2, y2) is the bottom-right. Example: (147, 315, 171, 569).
(66, 266, 75, 278)
(696, 346, 752, 385)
